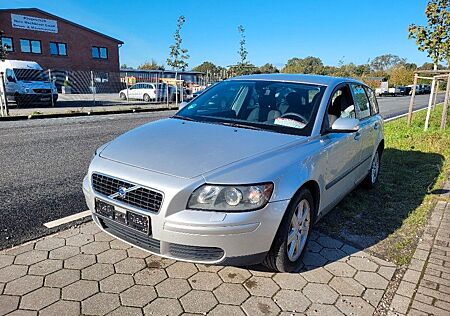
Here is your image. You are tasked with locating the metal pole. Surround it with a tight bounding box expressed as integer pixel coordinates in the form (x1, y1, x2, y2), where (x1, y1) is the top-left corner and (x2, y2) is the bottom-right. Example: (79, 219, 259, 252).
(175, 71, 178, 108)
(91, 70, 96, 106)
(166, 82, 169, 109)
(180, 74, 183, 103)
(125, 72, 129, 104)
(0, 72, 4, 117)
(440, 75, 450, 129)
(0, 72, 9, 117)
(407, 74, 418, 126)
(424, 77, 436, 131)
(49, 69, 55, 107)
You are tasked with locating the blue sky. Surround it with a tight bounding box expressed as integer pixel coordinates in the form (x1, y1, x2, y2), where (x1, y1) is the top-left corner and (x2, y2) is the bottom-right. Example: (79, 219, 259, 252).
(3, 0, 432, 69)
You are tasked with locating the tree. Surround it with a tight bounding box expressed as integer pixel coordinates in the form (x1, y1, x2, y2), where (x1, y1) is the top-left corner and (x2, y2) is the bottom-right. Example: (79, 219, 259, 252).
(230, 25, 254, 76)
(370, 54, 406, 72)
(408, 0, 450, 69)
(228, 63, 259, 76)
(237, 25, 248, 65)
(0, 30, 8, 61)
(418, 61, 446, 70)
(389, 66, 415, 86)
(259, 63, 279, 74)
(192, 61, 219, 74)
(120, 64, 130, 69)
(282, 57, 325, 74)
(167, 16, 189, 71)
(139, 59, 165, 71)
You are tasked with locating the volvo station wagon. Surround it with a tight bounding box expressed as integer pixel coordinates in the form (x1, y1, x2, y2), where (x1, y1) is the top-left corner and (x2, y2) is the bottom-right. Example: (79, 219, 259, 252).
(83, 74, 384, 272)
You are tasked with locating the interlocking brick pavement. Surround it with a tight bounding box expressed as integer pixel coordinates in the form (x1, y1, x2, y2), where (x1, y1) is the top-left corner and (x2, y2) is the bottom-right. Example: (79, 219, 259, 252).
(0, 221, 398, 315)
(389, 187, 450, 316)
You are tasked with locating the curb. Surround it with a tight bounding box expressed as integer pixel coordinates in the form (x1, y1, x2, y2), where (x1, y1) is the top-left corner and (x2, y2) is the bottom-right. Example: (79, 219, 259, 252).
(0, 106, 177, 121)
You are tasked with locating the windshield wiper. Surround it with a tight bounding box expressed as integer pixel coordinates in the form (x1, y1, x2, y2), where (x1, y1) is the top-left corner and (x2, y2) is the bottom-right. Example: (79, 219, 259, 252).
(172, 115, 195, 121)
(220, 121, 265, 131)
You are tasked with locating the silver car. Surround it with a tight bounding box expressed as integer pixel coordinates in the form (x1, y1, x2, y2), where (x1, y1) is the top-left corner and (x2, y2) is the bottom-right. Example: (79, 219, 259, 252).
(83, 74, 384, 272)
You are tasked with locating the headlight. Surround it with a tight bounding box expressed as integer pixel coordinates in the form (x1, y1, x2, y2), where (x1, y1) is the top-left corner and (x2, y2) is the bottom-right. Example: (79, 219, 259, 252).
(24, 88, 30, 93)
(188, 183, 274, 211)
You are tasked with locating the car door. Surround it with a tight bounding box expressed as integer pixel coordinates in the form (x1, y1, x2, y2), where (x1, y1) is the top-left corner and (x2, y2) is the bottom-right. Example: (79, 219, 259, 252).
(5, 68, 19, 101)
(350, 83, 379, 183)
(320, 84, 361, 209)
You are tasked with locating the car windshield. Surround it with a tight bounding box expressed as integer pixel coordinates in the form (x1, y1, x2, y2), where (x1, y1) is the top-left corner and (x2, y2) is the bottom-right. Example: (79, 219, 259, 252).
(13, 68, 49, 82)
(176, 80, 326, 135)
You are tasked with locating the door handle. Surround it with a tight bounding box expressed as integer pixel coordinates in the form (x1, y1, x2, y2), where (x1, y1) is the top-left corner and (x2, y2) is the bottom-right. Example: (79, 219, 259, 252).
(354, 131, 361, 140)
(374, 122, 380, 130)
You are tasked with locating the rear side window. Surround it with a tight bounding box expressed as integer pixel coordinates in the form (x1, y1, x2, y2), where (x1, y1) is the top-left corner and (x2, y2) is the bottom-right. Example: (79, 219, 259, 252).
(351, 84, 371, 119)
(364, 87, 379, 115)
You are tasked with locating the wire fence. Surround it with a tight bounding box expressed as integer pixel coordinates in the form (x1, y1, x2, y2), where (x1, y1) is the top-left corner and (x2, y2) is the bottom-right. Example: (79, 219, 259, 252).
(0, 69, 227, 114)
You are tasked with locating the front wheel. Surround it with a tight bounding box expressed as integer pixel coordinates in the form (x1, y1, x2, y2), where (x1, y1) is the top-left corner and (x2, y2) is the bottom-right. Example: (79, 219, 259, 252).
(362, 149, 381, 188)
(143, 94, 151, 102)
(119, 92, 127, 100)
(263, 188, 314, 272)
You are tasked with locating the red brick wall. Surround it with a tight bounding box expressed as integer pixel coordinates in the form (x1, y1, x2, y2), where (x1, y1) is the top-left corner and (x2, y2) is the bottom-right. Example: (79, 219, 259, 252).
(0, 9, 121, 72)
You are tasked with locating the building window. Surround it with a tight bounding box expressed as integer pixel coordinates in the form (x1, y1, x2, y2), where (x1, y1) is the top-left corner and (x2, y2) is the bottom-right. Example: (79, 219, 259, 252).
(20, 39, 41, 54)
(92, 46, 108, 59)
(93, 72, 109, 83)
(1, 37, 13, 52)
(50, 42, 67, 56)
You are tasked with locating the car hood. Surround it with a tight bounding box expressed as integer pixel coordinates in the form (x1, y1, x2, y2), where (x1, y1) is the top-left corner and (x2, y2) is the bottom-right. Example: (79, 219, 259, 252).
(19, 81, 54, 89)
(99, 118, 302, 179)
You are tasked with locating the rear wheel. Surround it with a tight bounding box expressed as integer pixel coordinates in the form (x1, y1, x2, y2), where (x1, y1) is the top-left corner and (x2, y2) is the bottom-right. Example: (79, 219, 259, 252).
(362, 149, 381, 188)
(143, 94, 151, 102)
(263, 188, 314, 272)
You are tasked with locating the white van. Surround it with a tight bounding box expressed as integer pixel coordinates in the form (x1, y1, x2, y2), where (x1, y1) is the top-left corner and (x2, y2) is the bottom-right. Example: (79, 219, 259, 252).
(0, 60, 58, 107)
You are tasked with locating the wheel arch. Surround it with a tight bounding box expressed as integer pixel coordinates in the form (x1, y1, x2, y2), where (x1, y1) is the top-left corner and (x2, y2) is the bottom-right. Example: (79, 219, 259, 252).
(378, 139, 385, 157)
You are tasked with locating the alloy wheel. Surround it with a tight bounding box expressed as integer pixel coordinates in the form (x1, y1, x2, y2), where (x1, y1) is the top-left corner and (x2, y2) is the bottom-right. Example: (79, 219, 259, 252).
(371, 153, 380, 184)
(286, 199, 311, 262)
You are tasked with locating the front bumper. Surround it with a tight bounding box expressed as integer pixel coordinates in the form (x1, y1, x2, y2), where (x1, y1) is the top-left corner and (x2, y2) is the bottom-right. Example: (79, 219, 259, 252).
(15, 93, 58, 104)
(83, 173, 288, 265)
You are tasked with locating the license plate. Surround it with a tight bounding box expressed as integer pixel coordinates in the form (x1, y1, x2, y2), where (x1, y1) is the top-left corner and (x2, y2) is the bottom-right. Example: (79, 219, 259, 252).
(41, 97, 50, 101)
(95, 199, 150, 234)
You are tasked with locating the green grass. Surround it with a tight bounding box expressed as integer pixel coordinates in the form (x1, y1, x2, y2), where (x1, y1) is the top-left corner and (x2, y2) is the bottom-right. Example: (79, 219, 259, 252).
(317, 104, 450, 266)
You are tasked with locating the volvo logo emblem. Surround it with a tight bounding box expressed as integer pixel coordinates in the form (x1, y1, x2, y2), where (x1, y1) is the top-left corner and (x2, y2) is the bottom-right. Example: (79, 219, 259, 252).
(118, 186, 127, 198)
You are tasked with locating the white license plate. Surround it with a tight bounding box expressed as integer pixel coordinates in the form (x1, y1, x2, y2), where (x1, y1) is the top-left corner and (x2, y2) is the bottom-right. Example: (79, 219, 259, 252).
(41, 97, 50, 101)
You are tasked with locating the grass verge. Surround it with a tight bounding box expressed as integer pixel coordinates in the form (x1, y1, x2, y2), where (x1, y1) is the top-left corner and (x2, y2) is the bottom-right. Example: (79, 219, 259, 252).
(317, 104, 450, 266)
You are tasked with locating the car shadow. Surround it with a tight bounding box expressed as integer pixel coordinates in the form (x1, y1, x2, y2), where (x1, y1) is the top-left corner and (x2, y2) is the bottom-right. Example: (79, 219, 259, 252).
(246, 148, 444, 272)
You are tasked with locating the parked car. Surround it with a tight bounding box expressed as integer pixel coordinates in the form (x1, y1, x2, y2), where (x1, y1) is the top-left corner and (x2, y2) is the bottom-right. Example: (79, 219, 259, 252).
(0, 59, 58, 107)
(83, 74, 384, 272)
(119, 83, 158, 102)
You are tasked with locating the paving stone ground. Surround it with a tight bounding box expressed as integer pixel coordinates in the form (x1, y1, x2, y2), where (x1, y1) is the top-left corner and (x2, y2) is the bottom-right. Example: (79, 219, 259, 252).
(0, 220, 399, 316)
(388, 183, 450, 316)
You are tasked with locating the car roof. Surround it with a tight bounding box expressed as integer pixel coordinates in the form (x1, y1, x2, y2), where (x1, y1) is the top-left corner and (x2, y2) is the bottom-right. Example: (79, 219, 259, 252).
(228, 73, 362, 87)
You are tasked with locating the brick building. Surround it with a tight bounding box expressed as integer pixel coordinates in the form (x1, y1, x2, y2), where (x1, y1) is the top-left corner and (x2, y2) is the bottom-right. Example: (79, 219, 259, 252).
(0, 8, 123, 74)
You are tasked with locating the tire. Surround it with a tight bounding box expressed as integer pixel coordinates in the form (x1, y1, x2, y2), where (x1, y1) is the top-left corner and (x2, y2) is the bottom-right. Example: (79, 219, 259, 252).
(143, 94, 151, 102)
(362, 149, 381, 188)
(263, 188, 314, 272)
(119, 92, 127, 100)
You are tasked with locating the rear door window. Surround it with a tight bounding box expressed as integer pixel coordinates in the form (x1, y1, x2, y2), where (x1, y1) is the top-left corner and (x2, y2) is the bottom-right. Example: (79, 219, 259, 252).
(351, 84, 371, 119)
(364, 86, 379, 115)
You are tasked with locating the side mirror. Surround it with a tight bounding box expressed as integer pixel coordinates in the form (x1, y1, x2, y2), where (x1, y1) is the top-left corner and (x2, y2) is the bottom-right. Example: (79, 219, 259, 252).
(7, 76, 16, 83)
(331, 117, 360, 133)
(178, 101, 188, 110)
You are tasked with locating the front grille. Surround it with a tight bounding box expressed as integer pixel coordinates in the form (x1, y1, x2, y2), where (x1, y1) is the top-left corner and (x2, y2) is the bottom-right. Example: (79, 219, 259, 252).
(169, 243, 224, 261)
(33, 89, 51, 94)
(92, 173, 163, 213)
(98, 216, 160, 253)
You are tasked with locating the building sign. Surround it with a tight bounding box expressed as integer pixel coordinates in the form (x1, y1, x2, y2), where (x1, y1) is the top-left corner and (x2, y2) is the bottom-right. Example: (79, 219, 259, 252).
(11, 14, 58, 33)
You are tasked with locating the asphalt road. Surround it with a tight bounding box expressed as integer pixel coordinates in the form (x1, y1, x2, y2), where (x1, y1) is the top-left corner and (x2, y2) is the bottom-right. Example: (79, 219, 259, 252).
(0, 93, 445, 249)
